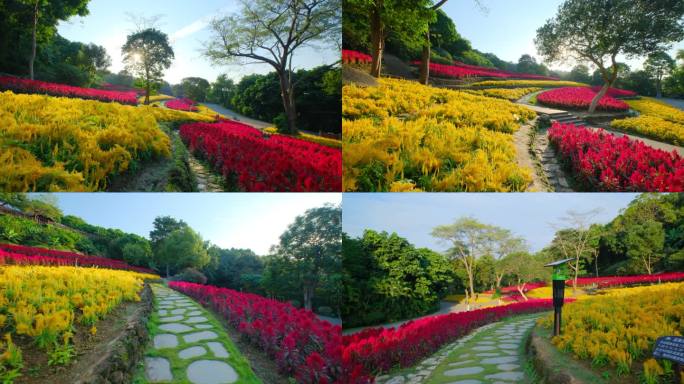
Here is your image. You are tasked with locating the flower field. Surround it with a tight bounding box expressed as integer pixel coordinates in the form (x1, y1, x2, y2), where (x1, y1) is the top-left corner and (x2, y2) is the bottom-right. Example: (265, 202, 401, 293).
(413, 61, 558, 80)
(0, 91, 171, 191)
(142, 104, 216, 123)
(342, 50, 372, 64)
(0, 243, 155, 274)
(166, 98, 199, 112)
(169, 281, 342, 384)
(548, 123, 684, 191)
(539, 282, 684, 382)
(0, 76, 138, 105)
(589, 86, 638, 98)
(464, 87, 542, 101)
(342, 299, 567, 380)
(343, 78, 536, 192)
(610, 98, 684, 145)
(0, 266, 154, 380)
(180, 121, 342, 191)
(469, 80, 588, 88)
(572, 272, 684, 288)
(537, 87, 630, 111)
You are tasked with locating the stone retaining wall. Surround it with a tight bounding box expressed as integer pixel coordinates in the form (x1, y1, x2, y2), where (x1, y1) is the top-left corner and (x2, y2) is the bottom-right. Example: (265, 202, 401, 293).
(75, 283, 153, 384)
(527, 328, 587, 384)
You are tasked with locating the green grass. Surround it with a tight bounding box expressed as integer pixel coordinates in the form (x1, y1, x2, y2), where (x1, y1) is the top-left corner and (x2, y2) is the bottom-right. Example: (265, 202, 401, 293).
(135, 284, 261, 384)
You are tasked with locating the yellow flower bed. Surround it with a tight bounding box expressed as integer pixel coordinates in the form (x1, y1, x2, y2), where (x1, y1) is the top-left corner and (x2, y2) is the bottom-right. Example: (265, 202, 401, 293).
(627, 98, 684, 124)
(342, 78, 535, 192)
(138, 94, 175, 104)
(610, 98, 684, 145)
(140, 105, 216, 123)
(0, 91, 173, 191)
(538, 282, 684, 380)
(469, 80, 589, 88)
(464, 87, 542, 101)
(0, 266, 155, 360)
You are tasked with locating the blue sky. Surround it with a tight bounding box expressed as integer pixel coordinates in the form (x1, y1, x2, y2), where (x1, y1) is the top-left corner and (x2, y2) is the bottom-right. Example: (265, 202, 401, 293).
(37, 193, 341, 255)
(443, 0, 684, 72)
(342, 193, 639, 253)
(58, 0, 339, 84)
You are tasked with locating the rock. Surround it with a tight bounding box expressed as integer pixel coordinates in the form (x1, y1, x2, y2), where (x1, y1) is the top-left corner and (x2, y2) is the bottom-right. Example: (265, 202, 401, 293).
(179, 346, 207, 360)
(184, 331, 219, 343)
(159, 323, 193, 333)
(145, 357, 173, 382)
(153, 334, 178, 349)
(185, 316, 209, 324)
(444, 366, 484, 376)
(186, 360, 238, 384)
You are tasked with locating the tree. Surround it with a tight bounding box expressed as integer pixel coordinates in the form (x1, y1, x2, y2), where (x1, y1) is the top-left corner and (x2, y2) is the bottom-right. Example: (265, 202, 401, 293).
(122, 241, 153, 267)
(535, 0, 684, 113)
(203, 0, 340, 135)
(500, 252, 547, 301)
(154, 226, 209, 277)
(569, 64, 591, 84)
(625, 220, 665, 274)
(122, 28, 174, 105)
(550, 209, 601, 292)
(208, 74, 236, 107)
(432, 217, 495, 298)
(517, 54, 538, 74)
(345, 0, 432, 78)
(272, 205, 341, 311)
(181, 77, 211, 102)
(15, 0, 90, 79)
(644, 51, 675, 98)
(150, 216, 188, 248)
(488, 228, 527, 289)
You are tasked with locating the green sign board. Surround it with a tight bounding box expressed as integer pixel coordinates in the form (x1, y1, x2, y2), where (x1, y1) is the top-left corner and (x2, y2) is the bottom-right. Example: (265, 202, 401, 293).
(544, 258, 573, 281)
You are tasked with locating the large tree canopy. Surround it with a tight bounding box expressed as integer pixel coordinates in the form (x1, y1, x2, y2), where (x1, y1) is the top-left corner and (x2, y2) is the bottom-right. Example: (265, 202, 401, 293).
(535, 0, 684, 113)
(122, 28, 174, 105)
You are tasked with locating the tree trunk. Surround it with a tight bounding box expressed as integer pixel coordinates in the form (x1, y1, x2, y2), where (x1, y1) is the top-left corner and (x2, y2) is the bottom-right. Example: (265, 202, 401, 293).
(144, 65, 150, 105)
(303, 285, 313, 310)
(495, 273, 503, 288)
(165, 264, 170, 277)
(588, 82, 610, 114)
(419, 31, 430, 85)
(30, 1, 38, 80)
(466, 265, 475, 298)
(517, 282, 528, 301)
(572, 258, 579, 294)
(369, 2, 384, 78)
(278, 71, 298, 134)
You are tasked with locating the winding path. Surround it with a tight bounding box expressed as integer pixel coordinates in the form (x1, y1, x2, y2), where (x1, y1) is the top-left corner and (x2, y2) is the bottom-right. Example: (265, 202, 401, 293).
(376, 315, 540, 384)
(201, 103, 272, 130)
(143, 284, 258, 384)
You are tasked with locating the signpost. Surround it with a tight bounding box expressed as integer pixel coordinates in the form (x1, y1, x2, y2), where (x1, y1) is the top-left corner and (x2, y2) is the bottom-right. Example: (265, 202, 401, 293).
(653, 336, 684, 384)
(544, 258, 573, 336)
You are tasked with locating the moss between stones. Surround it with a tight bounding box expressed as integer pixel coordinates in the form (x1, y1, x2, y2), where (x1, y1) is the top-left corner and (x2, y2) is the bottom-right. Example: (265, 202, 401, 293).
(74, 283, 154, 384)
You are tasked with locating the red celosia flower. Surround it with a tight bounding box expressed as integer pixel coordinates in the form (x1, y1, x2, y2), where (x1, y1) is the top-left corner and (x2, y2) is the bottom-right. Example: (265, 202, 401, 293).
(0, 76, 138, 105)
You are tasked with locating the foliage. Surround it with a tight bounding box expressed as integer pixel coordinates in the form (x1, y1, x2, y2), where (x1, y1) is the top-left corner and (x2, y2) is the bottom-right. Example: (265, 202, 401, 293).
(343, 299, 569, 380)
(0, 265, 153, 374)
(343, 78, 535, 192)
(207, 74, 236, 108)
(169, 281, 343, 383)
(266, 205, 341, 311)
(35, 34, 110, 87)
(539, 282, 684, 380)
(537, 87, 629, 111)
(548, 122, 684, 191)
(499, 252, 548, 300)
(643, 51, 676, 97)
(153, 226, 209, 277)
(263, 128, 342, 149)
(180, 77, 210, 103)
(0, 91, 172, 191)
(0, 76, 137, 105)
(342, 230, 453, 328)
(180, 121, 342, 191)
(170, 267, 207, 284)
(203, 248, 264, 292)
(122, 28, 174, 104)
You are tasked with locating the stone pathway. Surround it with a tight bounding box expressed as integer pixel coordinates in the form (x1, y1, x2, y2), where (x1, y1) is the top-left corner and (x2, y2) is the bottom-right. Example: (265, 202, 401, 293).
(143, 284, 258, 383)
(187, 153, 224, 192)
(513, 119, 547, 192)
(531, 125, 574, 192)
(375, 315, 540, 384)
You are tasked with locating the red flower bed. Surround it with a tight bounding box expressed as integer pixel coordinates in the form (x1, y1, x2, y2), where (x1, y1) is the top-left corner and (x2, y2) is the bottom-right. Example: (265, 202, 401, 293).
(169, 281, 345, 384)
(0, 76, 138, 105)
(179, 121, 342, 191)
(342, 50, 372, 64)
(166, 97, 199, 112)
(548, 122, 684, 191)
(537, 87, 629, 111)
(410, 61, 559, 81)
(573, 272, 684, 288)
(0, 243, 155, 274)
(342, 299, 570, 379)
(590, 86, 638, 98)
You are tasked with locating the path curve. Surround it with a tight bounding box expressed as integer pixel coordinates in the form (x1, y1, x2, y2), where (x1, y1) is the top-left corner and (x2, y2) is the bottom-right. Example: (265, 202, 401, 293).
(201, 103, 272, 130)
(659, 98, 684, 111)
(143, 284, 258, 384)
(375, 314, 540, 384)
